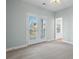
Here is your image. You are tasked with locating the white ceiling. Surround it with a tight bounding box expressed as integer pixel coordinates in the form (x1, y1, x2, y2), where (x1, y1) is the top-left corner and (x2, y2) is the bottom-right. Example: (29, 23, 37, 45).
(23, 0, 73, 12)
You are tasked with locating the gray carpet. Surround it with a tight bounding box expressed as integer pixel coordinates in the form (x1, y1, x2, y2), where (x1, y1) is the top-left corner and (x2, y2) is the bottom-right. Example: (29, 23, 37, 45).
(6, 41, 73, 59)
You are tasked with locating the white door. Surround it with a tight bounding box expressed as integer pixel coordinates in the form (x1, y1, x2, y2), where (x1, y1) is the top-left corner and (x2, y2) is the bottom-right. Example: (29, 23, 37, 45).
(55, 17, 64, 40)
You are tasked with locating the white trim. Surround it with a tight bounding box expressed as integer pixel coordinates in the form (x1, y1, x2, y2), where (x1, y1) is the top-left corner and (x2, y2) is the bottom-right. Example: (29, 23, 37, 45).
(63, 40, 73, 45)
(6, 44, 29, 52)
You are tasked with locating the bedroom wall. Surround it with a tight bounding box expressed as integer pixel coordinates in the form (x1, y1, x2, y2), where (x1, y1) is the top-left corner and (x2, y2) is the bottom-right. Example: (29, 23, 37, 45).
(6, 0, 54, 48)
(55, 6, 73, 43)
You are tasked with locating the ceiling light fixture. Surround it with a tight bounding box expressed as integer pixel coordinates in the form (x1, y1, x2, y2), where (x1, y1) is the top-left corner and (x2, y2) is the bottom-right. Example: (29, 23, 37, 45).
(42, 3, 46, 6)
(50, 0, 61, 5)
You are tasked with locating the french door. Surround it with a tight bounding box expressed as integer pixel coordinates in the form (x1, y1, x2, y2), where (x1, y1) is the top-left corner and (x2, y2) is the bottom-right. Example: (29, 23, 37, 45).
(27, 16, 46, 44)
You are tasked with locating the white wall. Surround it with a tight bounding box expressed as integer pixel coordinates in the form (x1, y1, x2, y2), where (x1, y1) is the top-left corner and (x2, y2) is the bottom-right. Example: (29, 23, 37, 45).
(6, 0, 54, 48)
(55, 7, 73, 43)
(6, 0, 73, 49)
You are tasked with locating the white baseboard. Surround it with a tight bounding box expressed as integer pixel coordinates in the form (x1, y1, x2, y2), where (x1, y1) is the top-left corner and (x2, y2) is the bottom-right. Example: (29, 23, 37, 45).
(6, 44, 29, 52)
(63, 41, 73, 45)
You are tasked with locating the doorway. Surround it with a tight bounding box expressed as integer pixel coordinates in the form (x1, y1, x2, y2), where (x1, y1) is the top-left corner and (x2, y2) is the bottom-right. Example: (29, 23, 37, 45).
(55, 17, 64, 41)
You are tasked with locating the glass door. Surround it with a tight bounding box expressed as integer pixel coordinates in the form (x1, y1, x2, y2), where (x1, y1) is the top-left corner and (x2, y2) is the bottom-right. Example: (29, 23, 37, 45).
(28, 16, 46, 44)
